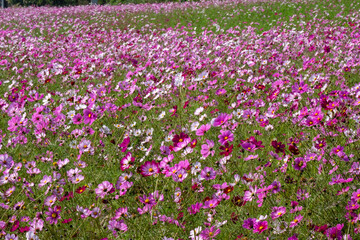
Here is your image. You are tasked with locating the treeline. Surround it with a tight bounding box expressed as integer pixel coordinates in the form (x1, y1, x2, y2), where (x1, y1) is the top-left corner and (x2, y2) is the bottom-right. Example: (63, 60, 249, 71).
(6, 0, 189, 7)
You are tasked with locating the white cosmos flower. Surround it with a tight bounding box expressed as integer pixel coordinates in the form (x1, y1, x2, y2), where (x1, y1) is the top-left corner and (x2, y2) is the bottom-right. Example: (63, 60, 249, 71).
(194, 107, 204, 115)
(158, 111, 166, 119)
(199, 114, 207, 121)
(174, 73, 184, 87)
(191, 122, 200, 131)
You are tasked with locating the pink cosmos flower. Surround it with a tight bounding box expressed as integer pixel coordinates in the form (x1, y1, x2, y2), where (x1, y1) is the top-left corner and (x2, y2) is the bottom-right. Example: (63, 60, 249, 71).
(271, 206, 286, 220)
(172, 168, 188, 182)
(95, 181, 114, 199)
(140, 161, 159, 177)
(244, 185, 258, 202)
(325, 224, 344, 240)
(331, 145, 344, 156)
(196, 123, 211, 136)
(108, 219, 128, 235)
(244, 155, 258, 161)
(241, 142, 256, 152)
(243, 218, 256, 230)
(201, 140, 215, 159)
(139, 194, 156, 206)
(290, 214, 303, 228)
(44, 195, 57, 207)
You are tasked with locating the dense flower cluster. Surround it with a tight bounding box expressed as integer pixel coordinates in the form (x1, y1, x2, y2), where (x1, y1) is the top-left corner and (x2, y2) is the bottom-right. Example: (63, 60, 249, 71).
(0, 0, 360, 239)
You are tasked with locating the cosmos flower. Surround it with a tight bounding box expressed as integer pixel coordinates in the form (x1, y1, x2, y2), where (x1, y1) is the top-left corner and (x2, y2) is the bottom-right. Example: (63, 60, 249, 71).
(218, 130, 234, 145)
(72, 113, 83, 124)
(83, 109, 97, 125)
(172, 168, 188, 182)
(213, 113, 232, 127)
(120, 152, 135, 171)
(201, 140, 215, 159)
(200, 167, 217, 181)
(45, 206, 62, 225)
(271, 206, 286, 220)
(203, 199, 219, 209)
(290, 214, 303, 228)
(219, 142, 233, 156)
(293, 157, 307, 171)
(95, 181, 114, 199)
(196, 123, 211, 136)
(188, 202, 203, 215)
(78, 139, 92, 153)
(243, 218, 256, 230)
(140, 161, 160, 177)
(199, 226, 220, 239)
(44, 195, 57, 207)
(253, 220, 268, 234)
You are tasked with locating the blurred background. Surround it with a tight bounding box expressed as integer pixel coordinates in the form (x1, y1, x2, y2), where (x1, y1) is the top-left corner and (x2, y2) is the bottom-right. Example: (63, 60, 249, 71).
(2, 0, 193, 7)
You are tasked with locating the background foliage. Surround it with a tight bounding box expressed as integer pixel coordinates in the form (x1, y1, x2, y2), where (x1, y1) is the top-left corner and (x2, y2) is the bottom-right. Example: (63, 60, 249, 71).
(7, 0, 189, 7)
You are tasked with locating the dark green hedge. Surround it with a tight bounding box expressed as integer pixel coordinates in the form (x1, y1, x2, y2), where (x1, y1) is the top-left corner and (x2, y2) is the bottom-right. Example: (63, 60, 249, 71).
(7, 0, 188, 7)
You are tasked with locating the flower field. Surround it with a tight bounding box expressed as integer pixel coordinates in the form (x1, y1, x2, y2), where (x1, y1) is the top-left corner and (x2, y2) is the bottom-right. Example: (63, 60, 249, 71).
(1, 0, 360, 239)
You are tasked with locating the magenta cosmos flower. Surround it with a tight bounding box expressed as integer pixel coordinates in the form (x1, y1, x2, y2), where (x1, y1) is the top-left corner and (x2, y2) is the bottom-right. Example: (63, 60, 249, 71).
(213, 113, 232, 127)
(188, 202, 203, 215)
(120, 152, 134, 171)
(200, 226, 220, 239)
(325, 224, 344, 240)
(253, 220, 268, 234)
(200, 167, 217, 181)
(72, 113, 83, 124)
(241, 142, 256, 152)
(243, 218, 256, 230)
(218, 130, 234, 145)
(139, 194, 156, 206)
(203, 199, 219, 209)
(83, 109, 97, 125)
(140, 161, 160, 177)
(45, 206, 61, 224)
(293, 157, 306, 171)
